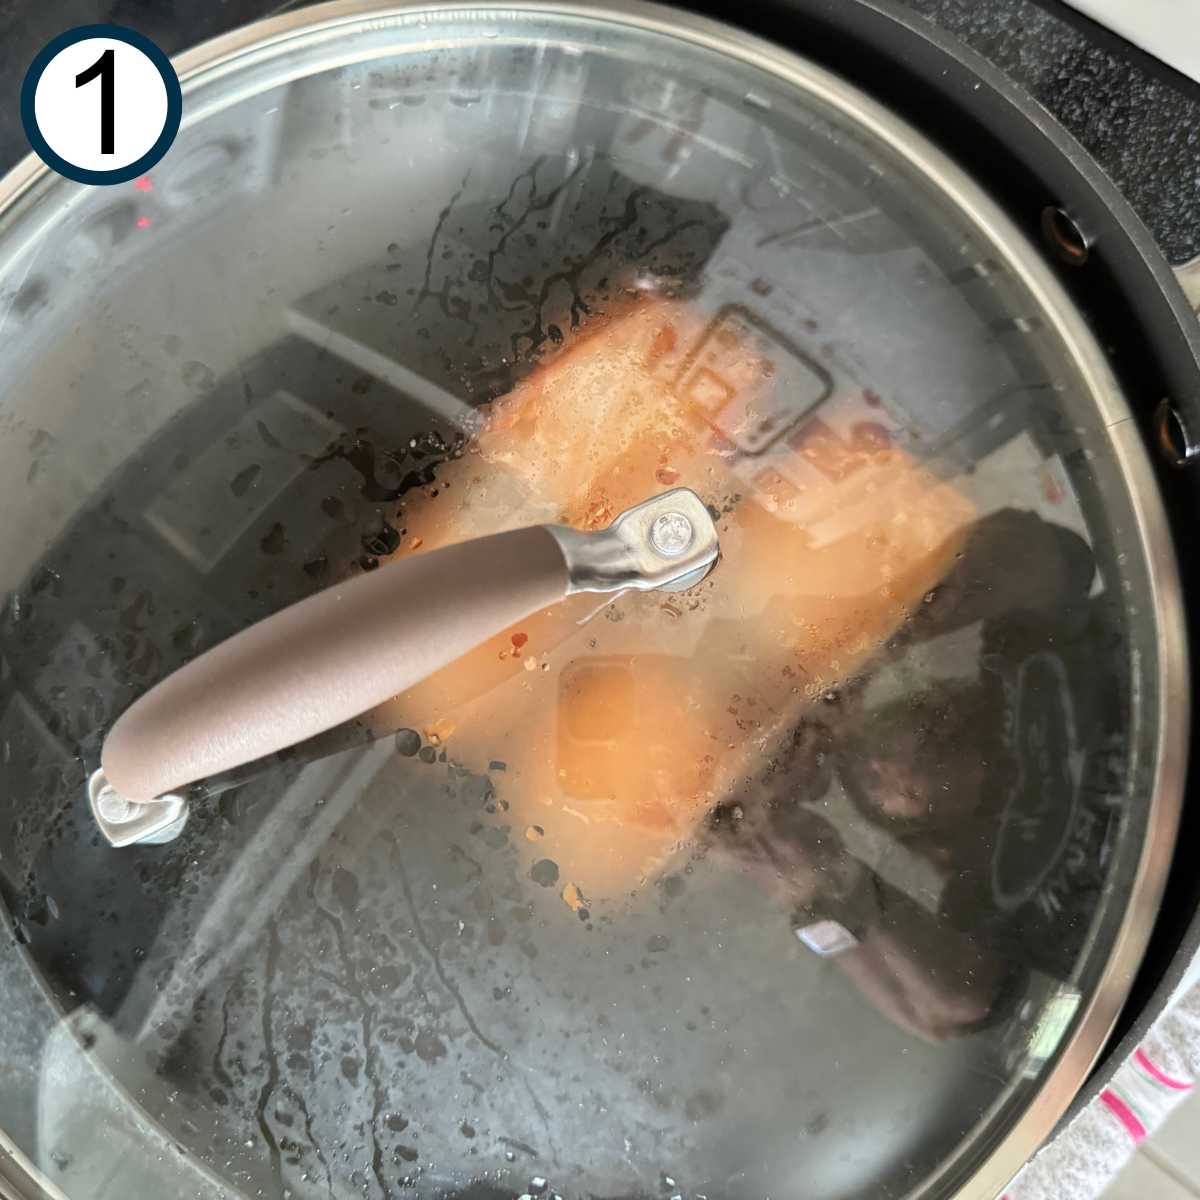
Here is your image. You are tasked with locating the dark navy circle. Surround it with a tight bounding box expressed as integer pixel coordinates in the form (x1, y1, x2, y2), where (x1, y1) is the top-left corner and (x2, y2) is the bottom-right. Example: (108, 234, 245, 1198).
(20, 25, 182, 186)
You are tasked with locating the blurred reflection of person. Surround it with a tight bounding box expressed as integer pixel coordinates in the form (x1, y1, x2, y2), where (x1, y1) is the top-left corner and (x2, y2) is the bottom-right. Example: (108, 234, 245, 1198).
(703, 507, 1098, 1043)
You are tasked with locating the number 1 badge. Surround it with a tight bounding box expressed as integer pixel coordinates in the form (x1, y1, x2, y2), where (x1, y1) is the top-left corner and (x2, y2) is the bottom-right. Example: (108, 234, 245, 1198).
(21, 25, 182, 186)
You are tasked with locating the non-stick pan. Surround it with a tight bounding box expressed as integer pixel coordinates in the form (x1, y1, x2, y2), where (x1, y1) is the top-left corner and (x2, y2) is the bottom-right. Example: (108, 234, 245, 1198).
(0, 4, 1197, 1199)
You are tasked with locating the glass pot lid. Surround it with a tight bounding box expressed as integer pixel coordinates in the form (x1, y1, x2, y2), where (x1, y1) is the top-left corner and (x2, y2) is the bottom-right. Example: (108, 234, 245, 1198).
(0, 4, 1184, 1199)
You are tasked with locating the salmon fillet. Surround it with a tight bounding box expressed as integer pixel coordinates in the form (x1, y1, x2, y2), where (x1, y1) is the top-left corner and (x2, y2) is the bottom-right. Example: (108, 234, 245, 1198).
(371, 298, 976, 898)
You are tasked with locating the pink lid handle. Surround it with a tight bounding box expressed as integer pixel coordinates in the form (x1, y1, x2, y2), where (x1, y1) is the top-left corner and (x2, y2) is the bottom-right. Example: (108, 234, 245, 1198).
(101, 525, 569, 803)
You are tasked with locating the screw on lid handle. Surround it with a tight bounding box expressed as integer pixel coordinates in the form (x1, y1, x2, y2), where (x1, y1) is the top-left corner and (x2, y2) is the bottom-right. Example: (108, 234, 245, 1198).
(95, 489, 718, 835)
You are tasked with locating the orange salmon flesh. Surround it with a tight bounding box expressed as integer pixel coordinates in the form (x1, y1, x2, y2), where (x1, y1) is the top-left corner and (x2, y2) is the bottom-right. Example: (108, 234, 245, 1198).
(370, 299, 975, 899)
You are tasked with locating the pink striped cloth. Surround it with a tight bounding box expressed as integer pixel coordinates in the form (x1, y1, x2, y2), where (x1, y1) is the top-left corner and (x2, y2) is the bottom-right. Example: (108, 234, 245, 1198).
(1000, 980, 1200, 1199)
